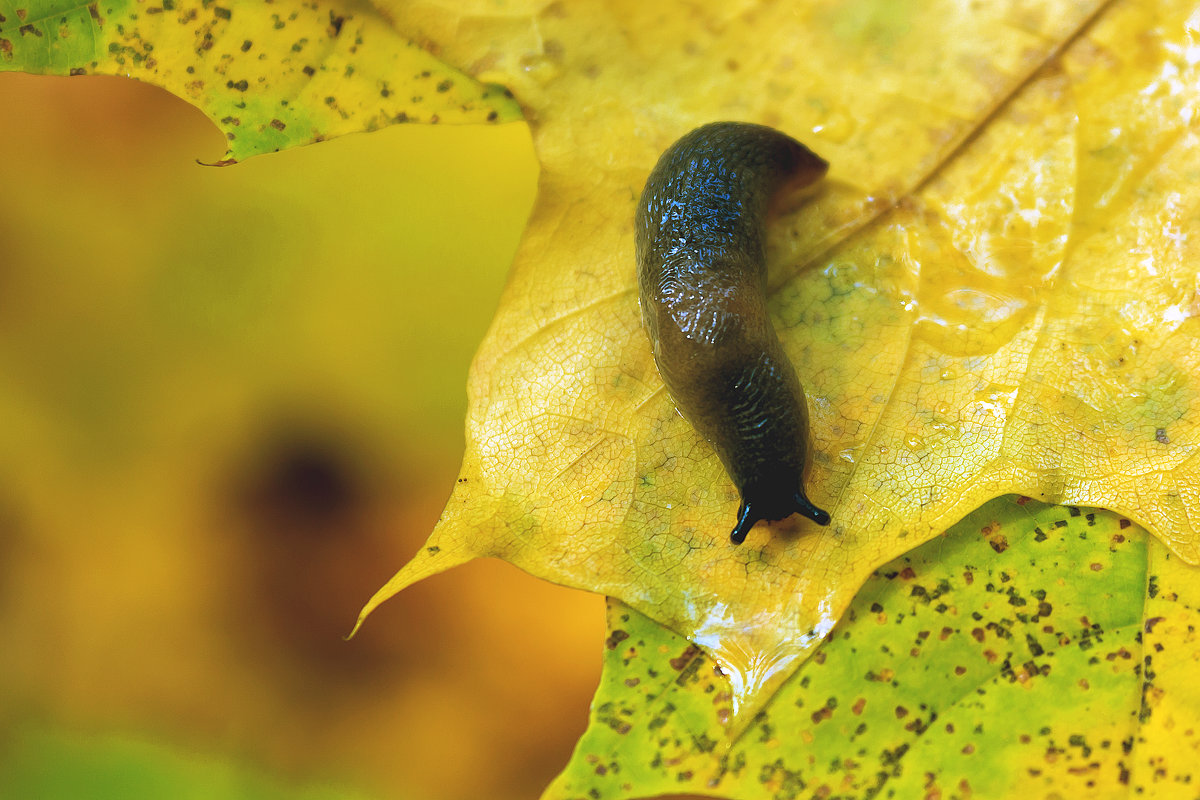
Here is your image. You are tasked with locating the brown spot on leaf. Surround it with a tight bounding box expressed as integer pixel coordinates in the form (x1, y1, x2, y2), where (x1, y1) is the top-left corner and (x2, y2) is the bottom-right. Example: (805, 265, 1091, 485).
(899, 566, 917, 580)
(669, 644, 699, 670)
(270, 119, 286, 130)
(605, 629, 628, 650)
(1156, 428, 1170, 444)
(1090, 562, 1103, 571)
(852, 698, 866, 715)
(1144, 616, 1165, 633)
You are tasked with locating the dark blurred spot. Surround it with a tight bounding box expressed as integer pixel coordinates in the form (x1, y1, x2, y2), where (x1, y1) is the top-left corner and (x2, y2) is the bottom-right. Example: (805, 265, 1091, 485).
(227, 424, 404, 688)
(240, 435, 360, 534)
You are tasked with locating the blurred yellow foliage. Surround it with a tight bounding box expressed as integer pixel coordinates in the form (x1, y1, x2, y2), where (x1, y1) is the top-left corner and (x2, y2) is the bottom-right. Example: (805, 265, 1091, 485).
(0, 73, 598, 800)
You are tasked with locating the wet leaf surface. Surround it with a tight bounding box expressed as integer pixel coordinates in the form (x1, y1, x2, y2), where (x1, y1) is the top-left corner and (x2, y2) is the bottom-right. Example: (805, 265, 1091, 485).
(360, 0, 1200, 723)
(0, 0, 520, 161)
(546, 496, 1200, 800)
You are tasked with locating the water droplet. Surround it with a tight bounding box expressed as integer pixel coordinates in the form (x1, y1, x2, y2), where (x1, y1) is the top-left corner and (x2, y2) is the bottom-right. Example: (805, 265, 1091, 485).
(811, 106, 856, 144)
(518, 53, 561, 85)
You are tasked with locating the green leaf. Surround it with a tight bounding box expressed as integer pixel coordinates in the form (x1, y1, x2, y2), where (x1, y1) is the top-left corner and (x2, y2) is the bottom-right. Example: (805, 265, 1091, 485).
(547, 496, 1200, 799)
(0, 0, 522, 162)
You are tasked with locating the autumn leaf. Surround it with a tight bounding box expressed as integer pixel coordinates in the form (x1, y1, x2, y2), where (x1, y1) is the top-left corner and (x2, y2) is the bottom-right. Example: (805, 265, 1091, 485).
(546, 497, 1200, 800)
(7, 0, 1198, 745)
(356, 0, 1200, 726)
(0, 0, 520, 162)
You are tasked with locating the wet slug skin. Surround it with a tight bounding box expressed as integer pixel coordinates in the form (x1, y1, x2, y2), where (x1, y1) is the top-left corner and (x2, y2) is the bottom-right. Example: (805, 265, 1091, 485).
(635, 121, 831, 545)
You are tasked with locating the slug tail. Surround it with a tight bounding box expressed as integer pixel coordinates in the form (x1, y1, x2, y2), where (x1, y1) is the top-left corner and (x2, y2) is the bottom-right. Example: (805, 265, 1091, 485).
(730, 502, 761, 545)
(794, 492, 831, 526)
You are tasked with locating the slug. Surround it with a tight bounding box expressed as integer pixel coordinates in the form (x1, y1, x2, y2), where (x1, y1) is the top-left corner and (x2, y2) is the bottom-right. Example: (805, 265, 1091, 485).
(635, 121, 831, 545)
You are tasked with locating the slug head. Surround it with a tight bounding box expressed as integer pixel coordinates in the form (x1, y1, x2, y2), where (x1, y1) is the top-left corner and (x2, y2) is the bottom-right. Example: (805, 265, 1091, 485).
(730, 488, 831, 545)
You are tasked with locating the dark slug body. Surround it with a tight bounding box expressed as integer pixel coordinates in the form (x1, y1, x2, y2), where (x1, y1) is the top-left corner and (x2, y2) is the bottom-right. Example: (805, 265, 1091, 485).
(635, 122, 831, 544)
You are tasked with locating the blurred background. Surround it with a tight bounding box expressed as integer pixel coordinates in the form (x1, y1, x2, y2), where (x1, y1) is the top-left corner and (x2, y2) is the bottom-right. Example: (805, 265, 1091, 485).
(0, 73, 604, 799)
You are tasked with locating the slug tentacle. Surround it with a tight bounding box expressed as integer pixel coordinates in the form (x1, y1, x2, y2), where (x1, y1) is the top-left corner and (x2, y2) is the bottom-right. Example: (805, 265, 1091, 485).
(635, 121, 831, 545)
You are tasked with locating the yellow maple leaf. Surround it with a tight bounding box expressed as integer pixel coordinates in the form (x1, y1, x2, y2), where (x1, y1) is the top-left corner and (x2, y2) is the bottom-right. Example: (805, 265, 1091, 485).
(357, 0, 1200, 725)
